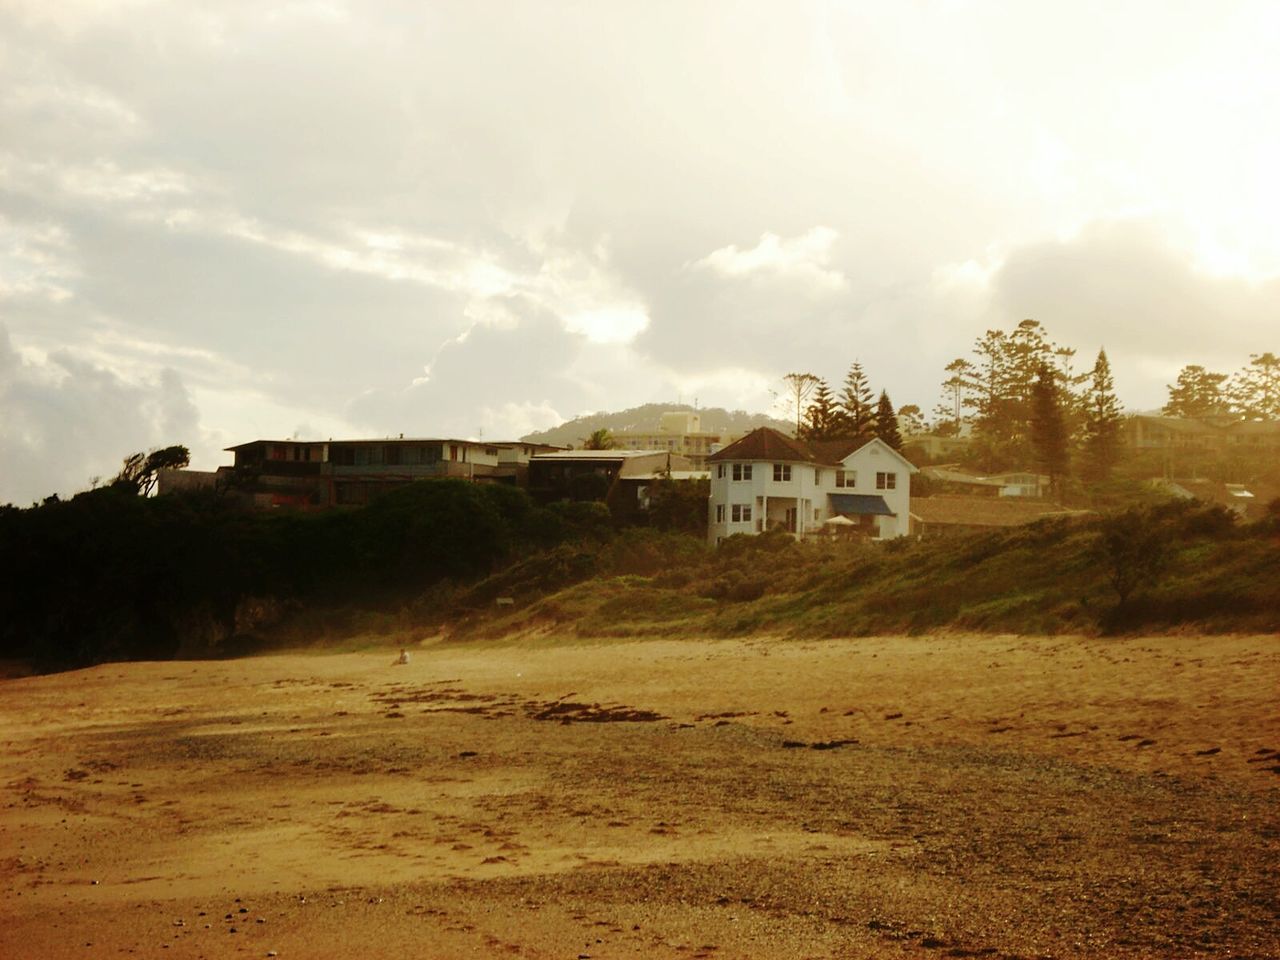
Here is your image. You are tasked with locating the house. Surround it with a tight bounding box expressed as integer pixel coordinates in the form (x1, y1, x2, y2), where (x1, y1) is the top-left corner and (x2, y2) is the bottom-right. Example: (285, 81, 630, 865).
(921, 465, 1050, 498)
(706, 427, 917, 545)
(527, 449, 699, 521)
(174, 437, 562, 509)
(1151, 478, 1279, 522)
(612, 412, 729, 470)
(909, 496, 1088, 537)
(1126, 415, 1280, 452)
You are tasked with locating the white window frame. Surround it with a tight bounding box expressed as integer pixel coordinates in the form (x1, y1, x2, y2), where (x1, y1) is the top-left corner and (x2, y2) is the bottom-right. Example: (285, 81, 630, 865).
(773, 463, 792, 482)
(876, 471, 896, 490)
(715, 504, 726, 523)
(717, 464, 725, 479)
(732, 463, 753, 481)
(836, 469, 856, 488)
(731, 504, 752, 523)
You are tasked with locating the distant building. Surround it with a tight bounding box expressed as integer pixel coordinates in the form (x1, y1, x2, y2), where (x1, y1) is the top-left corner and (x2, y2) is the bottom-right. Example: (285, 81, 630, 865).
(1126, 415, 1280, 453)
(922, 466, 1050, 498)
(612, 412, 729, 470)
(909, 496, 1088, 537)
(169, 437, 563, 509)
(527, 449, 699, 521)
(1152, 478, 1278, 522)
(706, 427, 917, 544)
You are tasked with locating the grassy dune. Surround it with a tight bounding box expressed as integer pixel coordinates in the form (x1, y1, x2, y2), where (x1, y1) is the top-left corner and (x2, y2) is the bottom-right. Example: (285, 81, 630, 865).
(446, 501, 1280, 643)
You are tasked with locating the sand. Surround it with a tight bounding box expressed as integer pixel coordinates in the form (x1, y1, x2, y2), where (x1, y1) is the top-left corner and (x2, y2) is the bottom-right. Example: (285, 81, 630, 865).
(1, 633, 1277, 959)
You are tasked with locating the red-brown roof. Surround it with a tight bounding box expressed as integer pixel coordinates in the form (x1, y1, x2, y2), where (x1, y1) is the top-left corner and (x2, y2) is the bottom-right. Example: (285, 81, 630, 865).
(708, 427, 816, 463)
(708, 427, 871, 465)
(909, 496, 1088, 528)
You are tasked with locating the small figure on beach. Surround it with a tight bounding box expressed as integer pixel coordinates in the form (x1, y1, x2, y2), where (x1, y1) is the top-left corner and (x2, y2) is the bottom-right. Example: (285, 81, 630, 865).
(395, 648, 411, 665)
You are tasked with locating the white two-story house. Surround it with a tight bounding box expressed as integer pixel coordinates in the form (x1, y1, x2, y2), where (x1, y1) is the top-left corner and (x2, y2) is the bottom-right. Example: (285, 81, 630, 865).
(706, 427, 917, 545)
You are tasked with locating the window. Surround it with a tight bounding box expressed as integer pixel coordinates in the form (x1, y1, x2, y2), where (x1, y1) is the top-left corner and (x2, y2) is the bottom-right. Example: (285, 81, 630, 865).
(717, 464, 725, 479)
(836, 469, 856, 488)
(732, 463, 752, 481)
(814, 469, 822, 484)
(813, 508, 820, 522)
(773, 463, 792, 482)
(876, 471, 896, 490)
(716, 504, 726, 523)
(732, 504, 752, 523)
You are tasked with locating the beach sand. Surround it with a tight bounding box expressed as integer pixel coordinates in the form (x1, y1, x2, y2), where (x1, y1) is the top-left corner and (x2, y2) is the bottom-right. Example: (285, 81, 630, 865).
(1, 633, 1277, 958)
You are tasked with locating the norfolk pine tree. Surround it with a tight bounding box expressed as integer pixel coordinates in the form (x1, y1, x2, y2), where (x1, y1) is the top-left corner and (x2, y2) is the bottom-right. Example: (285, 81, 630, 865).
(801, 379, 841, 440)
(874, 391, 903, 450)
(1030, 364, 1070, 498)
(1163, 365, 1228, 418)
(1082, 349, 1123, 481)
(839, 361, 877, 441)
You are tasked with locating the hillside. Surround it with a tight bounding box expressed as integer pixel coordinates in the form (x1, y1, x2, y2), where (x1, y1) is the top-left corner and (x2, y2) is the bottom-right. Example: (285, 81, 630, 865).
(520, 402, 791, 447)
(443, 499, 1280, 642)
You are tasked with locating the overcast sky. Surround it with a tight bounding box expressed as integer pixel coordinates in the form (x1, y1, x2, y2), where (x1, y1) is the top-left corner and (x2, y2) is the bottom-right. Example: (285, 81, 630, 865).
(3, 1, 1279, 503)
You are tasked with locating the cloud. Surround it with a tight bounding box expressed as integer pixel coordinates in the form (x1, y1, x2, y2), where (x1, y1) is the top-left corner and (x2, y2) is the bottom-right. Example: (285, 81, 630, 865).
(3, 0, 1280, 493)
(0, 323, 212, 504)
(689, 227, 847, 293)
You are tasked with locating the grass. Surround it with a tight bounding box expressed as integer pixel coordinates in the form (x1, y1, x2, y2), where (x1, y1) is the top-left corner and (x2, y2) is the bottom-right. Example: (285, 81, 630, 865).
(437, 501, 1279, 644)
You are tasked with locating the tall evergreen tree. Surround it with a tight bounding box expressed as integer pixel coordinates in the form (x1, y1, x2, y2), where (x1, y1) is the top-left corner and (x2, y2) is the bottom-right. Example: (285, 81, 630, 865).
(1030, 363, 1070, 498)
(874, 391, 902, 450)
(1163, 365, 1229, 418)
(839, 361, 876, 441)
(1228, 351, 1280, 420)
(1081, 349, 1122, 481)
(800, 380, 840, 440)
(935, 357, 975, 435)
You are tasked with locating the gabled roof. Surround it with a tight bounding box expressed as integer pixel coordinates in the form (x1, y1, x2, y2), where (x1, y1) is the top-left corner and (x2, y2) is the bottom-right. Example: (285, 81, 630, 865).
(708, 427, 818, 463)
(708, 427, 919, 472)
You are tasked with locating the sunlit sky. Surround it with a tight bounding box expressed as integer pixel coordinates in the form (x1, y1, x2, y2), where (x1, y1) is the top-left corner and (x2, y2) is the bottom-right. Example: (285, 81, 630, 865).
(3, 0, 1279, 503)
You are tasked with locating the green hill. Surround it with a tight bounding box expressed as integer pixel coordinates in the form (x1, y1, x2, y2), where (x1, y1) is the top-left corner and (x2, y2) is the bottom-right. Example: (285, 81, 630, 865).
(521, 403, 791, 447)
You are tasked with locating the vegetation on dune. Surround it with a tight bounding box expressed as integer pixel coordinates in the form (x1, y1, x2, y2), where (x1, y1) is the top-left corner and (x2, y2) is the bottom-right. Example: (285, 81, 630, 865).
(2, 468, 1276, 670)
(445, 498, 1279, 643)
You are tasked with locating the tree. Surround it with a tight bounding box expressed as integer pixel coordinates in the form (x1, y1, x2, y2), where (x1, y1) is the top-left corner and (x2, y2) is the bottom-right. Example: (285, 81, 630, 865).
(1099, 508, 1172, 608)
(582, 428, 615, 450)
(112, 445, 191, 496)
(897, 404, 926, 438)
(1163, 365, 1228, 418)
(1081, 349, 1123, 482)
(1030, 363, 1069, 497)
(874, 391, 902, 450)
(935, 357, 975, 434)
(838, 361, 876, 441)
(781, 372, 821, 437)
(800, 379, 840, 440)
(1229, 351, 1280, 420)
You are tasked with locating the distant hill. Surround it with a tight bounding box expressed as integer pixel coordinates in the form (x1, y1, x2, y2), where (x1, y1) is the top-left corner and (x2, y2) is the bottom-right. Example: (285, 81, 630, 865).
(521, 403, 792, 447)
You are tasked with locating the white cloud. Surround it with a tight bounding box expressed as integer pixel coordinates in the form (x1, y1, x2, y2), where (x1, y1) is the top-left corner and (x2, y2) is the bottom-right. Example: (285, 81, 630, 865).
(690, 227, 847, 293)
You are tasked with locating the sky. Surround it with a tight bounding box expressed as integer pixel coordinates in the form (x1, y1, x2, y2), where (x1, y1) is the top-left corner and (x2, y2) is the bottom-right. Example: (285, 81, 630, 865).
(3, 0, 1279, 504)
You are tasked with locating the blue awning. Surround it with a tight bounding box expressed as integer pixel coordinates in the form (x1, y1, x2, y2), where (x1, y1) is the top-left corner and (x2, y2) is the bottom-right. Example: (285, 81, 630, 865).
(828, 493, 894, 517)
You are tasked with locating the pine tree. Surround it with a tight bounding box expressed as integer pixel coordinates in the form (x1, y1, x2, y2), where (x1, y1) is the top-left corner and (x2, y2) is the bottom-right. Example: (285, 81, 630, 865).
(801, 380, 840, 440)
(874, 391, 902, 450)
(1228, 352, 1280, 420)
(1163, 365, 1229, 419)
(1030, 363, 1070, 498)
(1081, 349, 1122, 481)
(839, 361, 876, 441)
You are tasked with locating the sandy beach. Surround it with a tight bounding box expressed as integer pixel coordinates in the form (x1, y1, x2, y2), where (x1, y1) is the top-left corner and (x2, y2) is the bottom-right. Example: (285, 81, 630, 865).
(2, 632, 1277, 958)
